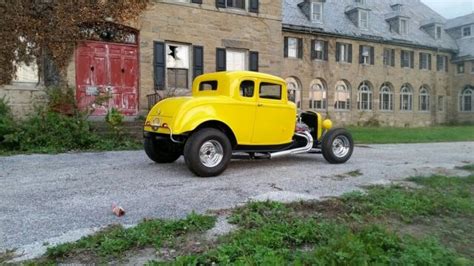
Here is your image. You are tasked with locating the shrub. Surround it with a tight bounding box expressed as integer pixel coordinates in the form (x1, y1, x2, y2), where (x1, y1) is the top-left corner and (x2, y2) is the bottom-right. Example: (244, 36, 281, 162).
(0, 97, 18, 149)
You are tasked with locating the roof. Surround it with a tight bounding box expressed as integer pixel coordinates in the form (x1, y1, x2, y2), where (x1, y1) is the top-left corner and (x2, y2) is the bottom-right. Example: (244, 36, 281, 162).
(282, 0, 459, 51)
(445, 12, 474, 29)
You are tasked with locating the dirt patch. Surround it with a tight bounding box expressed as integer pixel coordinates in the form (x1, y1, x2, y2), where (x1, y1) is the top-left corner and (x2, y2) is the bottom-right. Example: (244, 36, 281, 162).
(0, 249, 17, 264)
(322, 170, 363, 180)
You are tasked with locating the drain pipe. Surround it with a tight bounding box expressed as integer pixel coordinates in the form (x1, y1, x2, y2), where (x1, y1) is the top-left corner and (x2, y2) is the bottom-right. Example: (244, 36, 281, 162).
(270, 131, 314, 159)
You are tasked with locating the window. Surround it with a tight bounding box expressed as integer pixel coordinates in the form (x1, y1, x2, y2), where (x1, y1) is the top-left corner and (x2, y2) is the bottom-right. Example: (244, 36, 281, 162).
(401, 50, 413, 68)
(359, 10, 369, 29)
(309, 79, 327, 110)
(438, 96, 445, 112)
(240, 80, 254, 97)
(335, 81, 351, 110)
(400, 19, 408, 35)
(259, 83, 282, 100)
(312, 40, 328, 61)
(226, 50, 247, 71)
(419, 53, 431, 70)
(357, 81, 372, 110)
(419, 86, 430, 111)
(462, 26, 472, 37)
(436, 26, 442, 39)
(437, 55, 448, 72)
(286, 77, 301, 108)
(383, 48, 395, 67)
(226, 0, 245, 9)
(457, 63, 465, 74)
(13, 61, 39, 83)
(311, 2, 323, 23)
(286, 37, 299, 58)
(459, 86, 473, 112)
(359, 45, 374, 65)
(336, 43, 352, 63)
(199, 81, 218, 91)
(166, 43, 190, 89)
(471, 61, 474, 73)
(391, 4, 402, 12)
(379, 83, 393, 111)
(400, 84, 413, 111)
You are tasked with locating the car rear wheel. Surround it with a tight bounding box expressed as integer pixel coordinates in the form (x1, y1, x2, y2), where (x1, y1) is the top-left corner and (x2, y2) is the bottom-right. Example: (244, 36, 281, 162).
(183, 128, 232, 177)
(321, 128, 354, 164)
(144, 137, 182, 163)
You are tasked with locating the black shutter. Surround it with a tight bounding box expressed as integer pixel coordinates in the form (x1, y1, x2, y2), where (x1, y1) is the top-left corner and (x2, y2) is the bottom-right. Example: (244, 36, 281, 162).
(348, 44, 353, 63)
(249, 0, 259, 13)
(191, 0, 202, 3)
(359, 45, 364, 64)
(153, 42, 166, 90)
(284, 37, 288, 58)
(297, 38, 303, 59)
(419, 53, 422, 69)
(311, 40, 316, 59)
(216, 0, 226, 8)
(401, 51, 404, 67)
(323, 41, 329, 61)
(216, 48, 226, 71)
(249, 51, 259, 71)
(193, 45, 204, 80)
(391, 49, 395, 67)
(370, 47, 375, 65)
(336, 42, 341, 62)
(410, 51, 414, 68)
(445, 56, 449, 72)
(428, 54, 432, 70)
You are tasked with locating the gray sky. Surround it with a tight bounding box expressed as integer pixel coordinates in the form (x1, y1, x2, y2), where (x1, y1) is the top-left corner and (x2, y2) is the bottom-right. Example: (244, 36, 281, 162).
(421, 0, 474, 18)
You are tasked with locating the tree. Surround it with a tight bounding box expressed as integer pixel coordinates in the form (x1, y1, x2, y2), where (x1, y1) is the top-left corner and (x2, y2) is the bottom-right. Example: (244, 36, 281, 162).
(0, 0, 149, 85)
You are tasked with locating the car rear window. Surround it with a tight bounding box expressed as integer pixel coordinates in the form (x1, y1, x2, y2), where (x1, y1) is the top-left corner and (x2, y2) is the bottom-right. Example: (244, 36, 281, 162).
(259, 83, 282, 100)
(199, 81, 218, 91)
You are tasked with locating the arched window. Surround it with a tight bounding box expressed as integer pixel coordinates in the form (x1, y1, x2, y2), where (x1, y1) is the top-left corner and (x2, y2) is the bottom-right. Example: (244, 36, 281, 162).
(419, 86, 431, 111)
(335, 81, 351, 110)
(286, 77, 302, 109)
(400, 84, 413, 111)
(309, 79, 327, 110)
(459, 86, 473, 112)
(357, 81, 372, 110)
(379, 83, 393, 111)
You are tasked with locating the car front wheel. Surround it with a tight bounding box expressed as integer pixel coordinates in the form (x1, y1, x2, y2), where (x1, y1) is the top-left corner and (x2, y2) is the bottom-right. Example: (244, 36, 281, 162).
(183, 128, 232, 177)
(321, 128, 354, 164)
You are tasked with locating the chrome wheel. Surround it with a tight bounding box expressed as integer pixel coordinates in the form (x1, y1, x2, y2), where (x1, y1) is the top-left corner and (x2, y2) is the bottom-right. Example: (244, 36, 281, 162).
(199, 140, 224, 168)
(332, 136, 351, 158)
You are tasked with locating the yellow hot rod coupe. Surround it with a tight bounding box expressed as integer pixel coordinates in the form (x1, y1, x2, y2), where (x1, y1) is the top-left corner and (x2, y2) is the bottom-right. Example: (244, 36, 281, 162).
(144, 71, 353, 177)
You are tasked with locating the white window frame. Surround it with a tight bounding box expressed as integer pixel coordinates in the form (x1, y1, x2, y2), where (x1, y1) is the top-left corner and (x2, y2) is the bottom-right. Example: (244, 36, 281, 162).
(462, 25, 472, 38)
(339, 43, 350, 63)
(335, 82, 351, 110)
(226, 0, 246, 10)
(457, 63, 465, 74)
(435, 26, 442, 39)
(313, 40, 325, 60)
(400, 85, 413, 111)
(459, 87, 473, 112)
(359, 10, 369, 30)
(166, 43, 191, 90)
(400, 18, 408, 35)
(383, 48, 393, 66)
(287, 37, 298, 58)
(286, 77, 302, 109)
(401, 50, 412, 68)
(309, 80, 327, 110)
(379, 84, 393, 111)
(361, 45, 370, 65)
(420, 53, 430, 70)
(419, 86, 430, 112)
(226, 49, 248, 71)
(437, 55, 447, 72)
(311, 2, 323, 23)
(357, 81, 372, 111)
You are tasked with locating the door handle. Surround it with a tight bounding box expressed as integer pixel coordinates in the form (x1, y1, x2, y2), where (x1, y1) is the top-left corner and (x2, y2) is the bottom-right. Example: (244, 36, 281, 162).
(257, 103, 263, 107)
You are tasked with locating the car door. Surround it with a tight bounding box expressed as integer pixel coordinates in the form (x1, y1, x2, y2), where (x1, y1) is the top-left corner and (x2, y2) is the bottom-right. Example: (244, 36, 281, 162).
(251, 80, 296, 145)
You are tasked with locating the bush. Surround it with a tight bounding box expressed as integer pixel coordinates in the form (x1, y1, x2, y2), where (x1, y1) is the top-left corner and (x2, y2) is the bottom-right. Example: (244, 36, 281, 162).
(0, 97, 18, 149)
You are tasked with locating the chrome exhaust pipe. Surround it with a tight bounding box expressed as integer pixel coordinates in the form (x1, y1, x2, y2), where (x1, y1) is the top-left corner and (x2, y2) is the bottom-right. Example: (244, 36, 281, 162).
(270, 131, 313, 159)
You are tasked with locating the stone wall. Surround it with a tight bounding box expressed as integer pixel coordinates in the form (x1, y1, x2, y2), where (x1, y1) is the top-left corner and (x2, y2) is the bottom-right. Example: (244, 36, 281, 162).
(0, 84, 47, 118)
(450, 60, 474, 124)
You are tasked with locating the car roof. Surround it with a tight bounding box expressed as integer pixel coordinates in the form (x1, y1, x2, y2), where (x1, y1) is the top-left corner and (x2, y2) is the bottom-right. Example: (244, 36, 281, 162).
(198, 71, 286, 84)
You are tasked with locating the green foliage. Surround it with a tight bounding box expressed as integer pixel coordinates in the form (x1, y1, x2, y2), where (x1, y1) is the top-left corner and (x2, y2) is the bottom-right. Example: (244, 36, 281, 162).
(0, 97, 17, 149)
(106, 108, 124, 139)
(46, 213, 216, 259)
(348, 126, 474, 144)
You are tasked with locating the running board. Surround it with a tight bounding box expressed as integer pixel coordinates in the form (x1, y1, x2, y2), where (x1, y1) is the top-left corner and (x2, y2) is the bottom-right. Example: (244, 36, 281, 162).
(270, 131, 314, 159)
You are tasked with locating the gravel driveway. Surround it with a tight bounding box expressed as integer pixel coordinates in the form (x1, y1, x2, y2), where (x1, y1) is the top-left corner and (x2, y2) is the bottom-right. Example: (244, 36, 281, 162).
(1, 142, 473, 260)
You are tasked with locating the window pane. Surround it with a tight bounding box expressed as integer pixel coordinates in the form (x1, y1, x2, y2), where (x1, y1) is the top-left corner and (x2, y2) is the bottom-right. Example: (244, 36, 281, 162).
(260, 83, 282, 100)
(167, 69, 188, 89)
(288, 38, 298, 58)
(226, 50, 246, 71)
(240, 80, 254, 97)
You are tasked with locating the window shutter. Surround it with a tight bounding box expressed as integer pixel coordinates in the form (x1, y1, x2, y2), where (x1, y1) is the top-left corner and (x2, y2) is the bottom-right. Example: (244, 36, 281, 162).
(249, 51, 259, 71)
(297, 38, 303, 59)
(249, 0, 259, 13)
(410, 51, 414, 68)
(370, 47, 375, 65)
(284, 37, 288, 58)
(359, 45, 364, 64)
(191, 0, 202, 3)
(428, 54, 432, 70)
(153, 42, 166, 90)
(400, 51, 404, 67)
(311, 40, 316, 59)
(216, 0, 226, 8)
(323, 41, 329, 61)
(419, 53, 422, 69)
(348, 44, 353, 63)
(336, 43, 341, 62)
(445, 56, 449, 72)
(391, 49, 395, 67)
(193, 45, 204, 80)
(216, 48, 226, 71)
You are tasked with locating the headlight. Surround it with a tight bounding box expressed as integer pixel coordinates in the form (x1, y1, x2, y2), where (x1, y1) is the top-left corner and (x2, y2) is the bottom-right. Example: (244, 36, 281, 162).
(322, 119, 333, 130)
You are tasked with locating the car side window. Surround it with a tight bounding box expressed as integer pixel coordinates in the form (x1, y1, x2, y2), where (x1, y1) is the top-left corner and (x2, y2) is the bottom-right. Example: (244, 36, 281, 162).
(259, 83, 282, 100)
(240, 80, 255, 98)
(199, 81, 218, 91)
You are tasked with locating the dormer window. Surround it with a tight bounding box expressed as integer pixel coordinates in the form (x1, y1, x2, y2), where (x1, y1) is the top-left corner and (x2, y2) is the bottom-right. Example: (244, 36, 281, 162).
(462, 26, 472, 37)
(359, 10, 369, 29)
(311, 2, 323, 23)
(355, 0, 366, 4)
(436, 26, 442, 39)
(391, 4, 402, 12)
(400, 18, 408, 35)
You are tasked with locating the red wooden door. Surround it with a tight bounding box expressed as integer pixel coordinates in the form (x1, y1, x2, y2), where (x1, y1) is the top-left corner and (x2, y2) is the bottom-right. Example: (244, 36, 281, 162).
(76, 42, 138, 116)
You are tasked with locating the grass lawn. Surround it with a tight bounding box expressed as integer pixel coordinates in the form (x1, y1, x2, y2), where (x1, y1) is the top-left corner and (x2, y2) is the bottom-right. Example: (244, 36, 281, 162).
(348, 125, 474, 144)
(13, 168, 474, 265)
